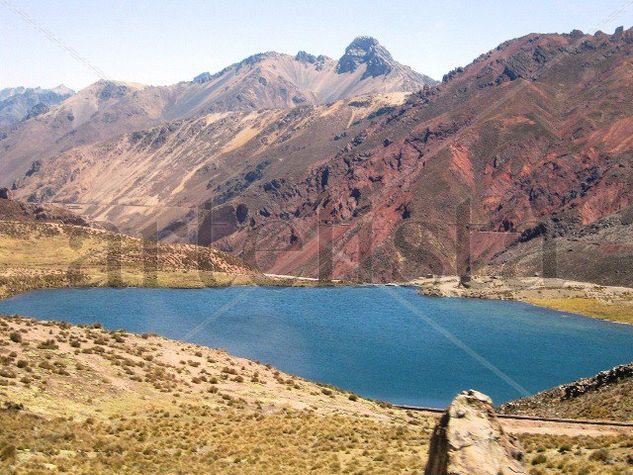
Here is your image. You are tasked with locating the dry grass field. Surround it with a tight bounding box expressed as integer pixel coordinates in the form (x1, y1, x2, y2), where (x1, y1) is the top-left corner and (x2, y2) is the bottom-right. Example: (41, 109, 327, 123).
(0, 315, 435, 474)
(0, 220, 317, 300)
(526, 297, 633, 325)
(416, 276, 633, 325)
(1, 316, 633, 474)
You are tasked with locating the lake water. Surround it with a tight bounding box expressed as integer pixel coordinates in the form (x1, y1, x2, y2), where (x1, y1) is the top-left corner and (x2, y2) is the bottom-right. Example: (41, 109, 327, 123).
(1, 286, 633, 408)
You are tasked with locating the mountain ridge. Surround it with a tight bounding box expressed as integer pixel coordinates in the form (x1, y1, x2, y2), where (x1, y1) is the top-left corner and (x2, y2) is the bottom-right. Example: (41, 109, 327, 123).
(9, 27, 633, 283)
(0, 84, 74, 129)
(0, 36, 434, 187)
(192, 36, 436, 90)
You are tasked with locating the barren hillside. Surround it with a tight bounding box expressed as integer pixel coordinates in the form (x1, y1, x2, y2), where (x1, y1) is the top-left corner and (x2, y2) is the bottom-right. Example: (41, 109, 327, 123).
(11, 28, 633, 284)
(500, 362, 633, 422)
(0, 37, 433, 186)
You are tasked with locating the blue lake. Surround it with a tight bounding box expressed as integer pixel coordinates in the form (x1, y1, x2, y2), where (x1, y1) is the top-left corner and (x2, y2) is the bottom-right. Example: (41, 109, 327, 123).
(1, 286, 633, 408)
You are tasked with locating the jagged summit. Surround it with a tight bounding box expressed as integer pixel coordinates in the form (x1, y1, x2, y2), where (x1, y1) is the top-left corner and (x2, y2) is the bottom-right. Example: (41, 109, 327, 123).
(50, 84, 75, 96)
(1, 36, 435, 186)
(191, 37, 435, 88)
(295, 50, 317, 63)
(337, 36, 395, 78)
(0, 84, 75, 129)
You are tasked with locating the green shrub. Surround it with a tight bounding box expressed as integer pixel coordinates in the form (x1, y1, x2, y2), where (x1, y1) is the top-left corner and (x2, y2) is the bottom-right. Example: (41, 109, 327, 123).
(558, 444, 572, 453)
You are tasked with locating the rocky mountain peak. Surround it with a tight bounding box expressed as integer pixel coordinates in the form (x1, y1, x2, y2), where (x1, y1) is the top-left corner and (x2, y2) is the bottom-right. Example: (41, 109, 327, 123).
(295, 51, 331, 71)
(337, 36, 395, 79)
(295, 50, 318, 63)
(95, 81, 130, 100)
(50, 84, 74, 96)
(193, 72, 212, 84)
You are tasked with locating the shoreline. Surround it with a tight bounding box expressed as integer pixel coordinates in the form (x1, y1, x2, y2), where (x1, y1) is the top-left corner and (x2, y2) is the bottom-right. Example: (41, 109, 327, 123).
(413, 275, 633, 326)
(3, 273, 633, 325)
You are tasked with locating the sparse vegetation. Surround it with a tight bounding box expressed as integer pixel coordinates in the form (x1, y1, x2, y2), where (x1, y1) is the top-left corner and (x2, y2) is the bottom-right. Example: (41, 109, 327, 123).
(1, 315, 631, 473)
(0, 315, 436, 473)
(518, 433, 633, 475)
(0, 220, 320, 300)
(528, 297, 633, 324)
(500, 363, 633, 422)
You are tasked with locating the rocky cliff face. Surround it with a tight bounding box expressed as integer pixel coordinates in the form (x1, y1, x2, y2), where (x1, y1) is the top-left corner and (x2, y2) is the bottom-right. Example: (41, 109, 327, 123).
(499, 362, 633, 421)
(485, 206, 633, 286)
(337, 36, 394, 77)
(425, 390, 525, 475)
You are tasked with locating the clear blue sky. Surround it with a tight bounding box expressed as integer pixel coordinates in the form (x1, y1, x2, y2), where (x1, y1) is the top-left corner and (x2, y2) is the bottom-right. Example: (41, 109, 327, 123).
(2, 0, 633, 91)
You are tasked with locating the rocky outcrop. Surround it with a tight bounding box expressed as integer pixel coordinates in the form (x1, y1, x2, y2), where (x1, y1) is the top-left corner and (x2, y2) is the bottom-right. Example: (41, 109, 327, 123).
(562, 363, 633, 399)
(425, 390, 525, 475)
(500, 362, 633, 420)
(23, 102, 51, 121)
(337, 36, 395, 78)
(0, 188, 13, 200)
(193, 72, 212, 84)
(0, 196, 91, 226)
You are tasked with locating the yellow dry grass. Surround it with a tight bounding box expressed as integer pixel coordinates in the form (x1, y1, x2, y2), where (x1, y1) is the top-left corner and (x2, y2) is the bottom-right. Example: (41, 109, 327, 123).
(0, 220, 316, 299)
(527, 297, 633, 324)
(1, 317, 633, 473)
(0, 315, 435, 474)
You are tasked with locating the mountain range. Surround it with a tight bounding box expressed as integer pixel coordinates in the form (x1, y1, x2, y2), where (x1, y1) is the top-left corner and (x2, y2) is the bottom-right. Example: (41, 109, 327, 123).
(0, 84, 74, 130)
(4, 29, 633, 283)
(0, 37, 435, 186)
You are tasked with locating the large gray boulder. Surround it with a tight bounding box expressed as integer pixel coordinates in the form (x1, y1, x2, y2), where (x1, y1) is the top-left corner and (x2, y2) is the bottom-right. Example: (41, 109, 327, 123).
(425, 390, 526, 475)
